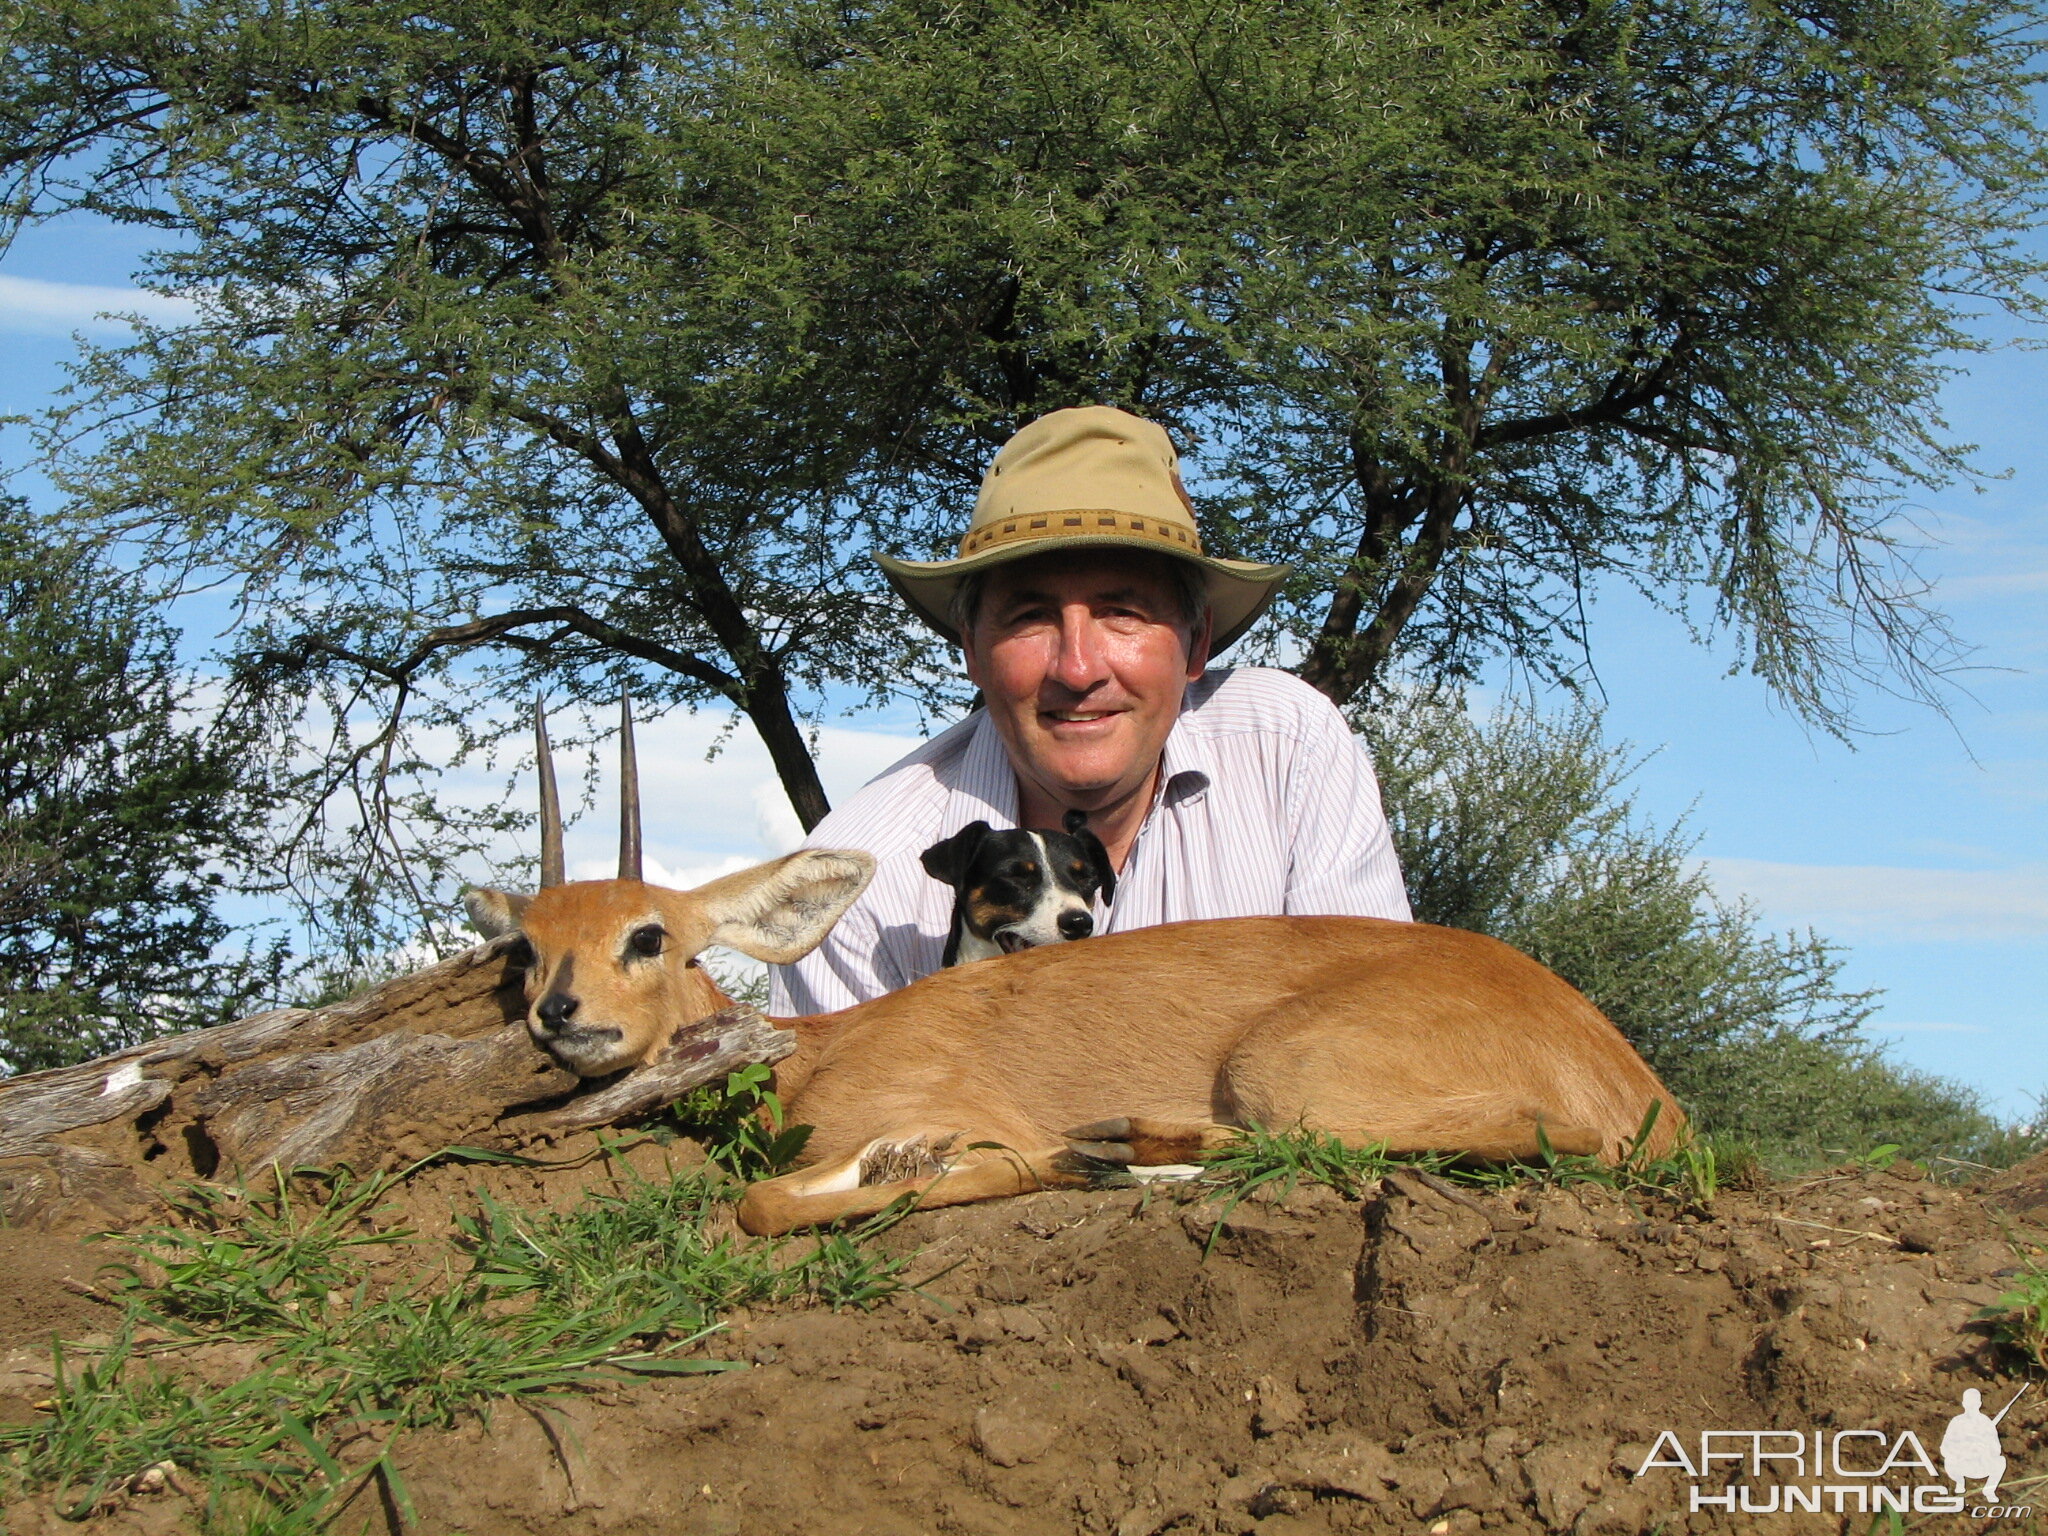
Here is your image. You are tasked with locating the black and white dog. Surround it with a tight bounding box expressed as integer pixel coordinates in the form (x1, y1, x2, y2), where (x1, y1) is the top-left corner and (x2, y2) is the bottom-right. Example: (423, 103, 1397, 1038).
(920, 810, 1116, 966)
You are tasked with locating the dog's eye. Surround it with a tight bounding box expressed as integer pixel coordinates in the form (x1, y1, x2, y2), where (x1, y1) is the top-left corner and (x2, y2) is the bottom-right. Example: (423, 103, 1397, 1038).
(628, 925, 665, 958)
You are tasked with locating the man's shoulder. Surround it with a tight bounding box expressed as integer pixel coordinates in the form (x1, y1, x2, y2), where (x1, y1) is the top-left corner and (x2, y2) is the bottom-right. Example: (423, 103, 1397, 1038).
(800, 715, 979, 857)
(1185, 665, 1348, 737)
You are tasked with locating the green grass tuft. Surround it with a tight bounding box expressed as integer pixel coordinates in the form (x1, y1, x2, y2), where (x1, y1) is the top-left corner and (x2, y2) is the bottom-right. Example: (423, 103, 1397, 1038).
(1194, 1105, 1756, 1234)
(0, 1152, 916, 1530)
(1978, 1255, 2048, 1373)
(668, 1062, 814, 1180)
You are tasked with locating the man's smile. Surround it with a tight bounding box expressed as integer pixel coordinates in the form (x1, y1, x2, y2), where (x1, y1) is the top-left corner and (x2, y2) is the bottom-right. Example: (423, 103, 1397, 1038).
(1040, 707, 1127, 737)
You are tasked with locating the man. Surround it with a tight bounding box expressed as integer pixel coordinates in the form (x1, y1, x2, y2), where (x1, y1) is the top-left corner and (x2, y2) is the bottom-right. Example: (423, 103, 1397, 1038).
(770, 405, 1410, 1015)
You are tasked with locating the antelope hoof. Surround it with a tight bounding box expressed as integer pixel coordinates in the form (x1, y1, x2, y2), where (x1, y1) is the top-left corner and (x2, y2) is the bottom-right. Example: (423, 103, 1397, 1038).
(1066, 1116, 1213, 1165)
(1066, 1117, 1133, 1142)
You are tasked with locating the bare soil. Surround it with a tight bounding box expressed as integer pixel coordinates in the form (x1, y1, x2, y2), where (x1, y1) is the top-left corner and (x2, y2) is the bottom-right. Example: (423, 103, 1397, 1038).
(6, 1149, 2046, 1536)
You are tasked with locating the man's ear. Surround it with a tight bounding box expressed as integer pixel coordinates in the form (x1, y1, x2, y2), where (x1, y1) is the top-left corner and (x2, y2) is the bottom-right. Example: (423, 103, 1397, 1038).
(1185, 606, 1214, 678)
(464, 887, 531, 938)
(694, 849, 876, 965)
(920, 821, 992, 889)
(1062, 810, 1116, 907)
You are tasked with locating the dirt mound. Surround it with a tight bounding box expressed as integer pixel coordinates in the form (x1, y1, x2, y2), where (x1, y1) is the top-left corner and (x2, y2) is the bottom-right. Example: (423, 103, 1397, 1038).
(401, 1161, 2041, 1536)
(4, 1147, 2043, 1536)
(14, 1149, 2042, 1536)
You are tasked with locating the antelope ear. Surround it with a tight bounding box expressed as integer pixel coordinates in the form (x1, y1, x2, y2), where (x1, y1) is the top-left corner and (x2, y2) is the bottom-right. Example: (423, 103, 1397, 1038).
(694, 849, 876, 965)
(464, 887, 532, 938)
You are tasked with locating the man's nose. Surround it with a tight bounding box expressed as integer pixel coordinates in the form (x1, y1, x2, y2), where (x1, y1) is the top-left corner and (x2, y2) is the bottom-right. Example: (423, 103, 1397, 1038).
(1047, 603, 1111, 691)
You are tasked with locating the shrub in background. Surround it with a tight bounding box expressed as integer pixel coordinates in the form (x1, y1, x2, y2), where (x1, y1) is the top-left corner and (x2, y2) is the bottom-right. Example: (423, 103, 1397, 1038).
(1360, 690, 2035, 1167)
(0, 500, 287, 1073)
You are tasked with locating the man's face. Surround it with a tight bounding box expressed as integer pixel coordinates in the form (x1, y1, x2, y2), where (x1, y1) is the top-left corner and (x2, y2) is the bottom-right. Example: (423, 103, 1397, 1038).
(962, 551, 1211, 816)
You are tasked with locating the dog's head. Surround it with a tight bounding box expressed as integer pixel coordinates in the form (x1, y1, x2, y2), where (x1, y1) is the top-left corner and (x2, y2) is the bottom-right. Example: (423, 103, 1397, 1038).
(920, 810, 1115, 960)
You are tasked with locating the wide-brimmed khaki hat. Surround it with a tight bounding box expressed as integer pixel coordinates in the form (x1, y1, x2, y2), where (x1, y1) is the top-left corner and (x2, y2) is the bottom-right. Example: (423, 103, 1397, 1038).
(876, 406, 1291, 652)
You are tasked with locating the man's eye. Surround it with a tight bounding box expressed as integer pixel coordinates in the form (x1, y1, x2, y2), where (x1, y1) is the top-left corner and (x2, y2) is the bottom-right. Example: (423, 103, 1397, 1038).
(628, 925, 665, 957)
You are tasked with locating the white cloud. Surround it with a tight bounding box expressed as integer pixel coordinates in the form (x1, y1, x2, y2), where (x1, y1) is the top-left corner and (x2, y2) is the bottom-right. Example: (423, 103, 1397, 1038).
(752, 779, 805, 855)
(0, 273, 200, 336)
(1704, 856, 2048, 942)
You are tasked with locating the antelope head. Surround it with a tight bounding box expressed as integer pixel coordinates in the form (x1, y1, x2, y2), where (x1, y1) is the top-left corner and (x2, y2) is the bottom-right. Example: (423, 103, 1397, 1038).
(465, 696, 874, 1076)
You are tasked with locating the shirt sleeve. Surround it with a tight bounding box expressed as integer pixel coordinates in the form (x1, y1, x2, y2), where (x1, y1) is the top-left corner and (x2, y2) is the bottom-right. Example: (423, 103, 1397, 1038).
(1281, 695, 1414, 921)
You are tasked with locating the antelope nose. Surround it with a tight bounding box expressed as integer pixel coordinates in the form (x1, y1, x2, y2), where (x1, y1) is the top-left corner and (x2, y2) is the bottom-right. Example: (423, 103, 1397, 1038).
(1057, 909, 1094, 940)
(536, 992, 580, 1031)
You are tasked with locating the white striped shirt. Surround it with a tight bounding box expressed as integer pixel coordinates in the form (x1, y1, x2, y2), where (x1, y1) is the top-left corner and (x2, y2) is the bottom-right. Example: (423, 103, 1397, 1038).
(769, 666, 1412, 1015)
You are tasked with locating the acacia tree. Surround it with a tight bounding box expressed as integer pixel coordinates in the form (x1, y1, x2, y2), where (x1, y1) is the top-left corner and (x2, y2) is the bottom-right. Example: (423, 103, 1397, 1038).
(7, 0, 953, 841)
(1, 0, 2041, 946)
(1202, 0, 2048, 720)
(803, 0, 2047, 723)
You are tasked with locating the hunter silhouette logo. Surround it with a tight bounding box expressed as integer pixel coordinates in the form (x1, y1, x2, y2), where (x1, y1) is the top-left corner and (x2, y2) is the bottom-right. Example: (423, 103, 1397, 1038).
(1942, 1385, 2028, 1503)
(1634, 1383, 2032, 1518)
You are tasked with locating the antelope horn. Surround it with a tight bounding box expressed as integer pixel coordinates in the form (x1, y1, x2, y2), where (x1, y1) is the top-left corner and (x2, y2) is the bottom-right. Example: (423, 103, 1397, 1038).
(535, 695, 566, 889)
(618, 689, 642, 881)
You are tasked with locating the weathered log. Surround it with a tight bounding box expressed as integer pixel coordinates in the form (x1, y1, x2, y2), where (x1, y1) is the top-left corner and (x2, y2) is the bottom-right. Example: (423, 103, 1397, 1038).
(0, 939, 794, 1233)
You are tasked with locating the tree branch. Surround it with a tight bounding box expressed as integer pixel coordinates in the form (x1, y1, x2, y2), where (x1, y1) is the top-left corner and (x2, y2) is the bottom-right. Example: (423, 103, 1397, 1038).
(1477, 343, 1690, 452)
(262, 607, 745, 701)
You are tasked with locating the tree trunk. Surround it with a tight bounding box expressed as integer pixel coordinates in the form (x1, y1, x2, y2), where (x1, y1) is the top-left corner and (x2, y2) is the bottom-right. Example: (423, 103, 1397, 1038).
(0, 939, 794, 1234)
(746, 670, 833, 832)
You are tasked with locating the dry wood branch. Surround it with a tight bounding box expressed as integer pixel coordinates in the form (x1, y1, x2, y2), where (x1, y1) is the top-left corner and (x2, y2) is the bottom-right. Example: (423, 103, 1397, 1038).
(0, 940, 793, 1232)
(519, 1005, 795, 1139)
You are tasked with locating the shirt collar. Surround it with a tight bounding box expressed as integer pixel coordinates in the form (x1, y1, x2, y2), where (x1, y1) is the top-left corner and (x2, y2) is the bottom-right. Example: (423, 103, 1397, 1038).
(1158, 690, 1214, 807)
(950, 711, 1020, 828)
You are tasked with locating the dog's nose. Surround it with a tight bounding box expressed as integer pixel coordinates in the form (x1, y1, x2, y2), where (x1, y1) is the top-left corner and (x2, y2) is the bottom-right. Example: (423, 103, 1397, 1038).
(1058, 910, 1094, 940)
(536, 992, 581, 1031)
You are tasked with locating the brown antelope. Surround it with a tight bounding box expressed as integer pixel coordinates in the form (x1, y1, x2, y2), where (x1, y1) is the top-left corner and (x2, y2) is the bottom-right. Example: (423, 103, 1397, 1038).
(468, 701, 1684, 1236)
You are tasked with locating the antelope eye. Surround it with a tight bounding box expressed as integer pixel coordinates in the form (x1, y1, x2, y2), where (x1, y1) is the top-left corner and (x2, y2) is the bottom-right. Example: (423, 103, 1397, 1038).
(628, 924, 665, 958)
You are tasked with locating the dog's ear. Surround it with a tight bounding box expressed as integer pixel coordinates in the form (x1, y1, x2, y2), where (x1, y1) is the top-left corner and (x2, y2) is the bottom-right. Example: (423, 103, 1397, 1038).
(1062, 810, 1116, 907)
(920, 821, 992, 889)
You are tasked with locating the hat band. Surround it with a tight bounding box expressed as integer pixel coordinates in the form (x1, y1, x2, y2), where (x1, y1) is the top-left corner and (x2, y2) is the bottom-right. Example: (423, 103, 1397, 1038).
(957, 509, 1206, 559)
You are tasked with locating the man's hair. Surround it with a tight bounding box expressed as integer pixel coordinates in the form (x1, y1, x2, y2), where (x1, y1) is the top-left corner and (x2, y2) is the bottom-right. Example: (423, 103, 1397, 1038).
(949, 552, 1212, 649)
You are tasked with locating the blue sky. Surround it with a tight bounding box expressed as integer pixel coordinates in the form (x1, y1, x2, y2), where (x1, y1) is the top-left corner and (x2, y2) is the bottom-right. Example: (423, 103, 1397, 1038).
(2, 211, 2042, 1120)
